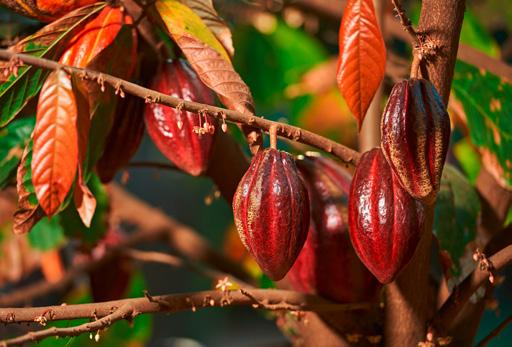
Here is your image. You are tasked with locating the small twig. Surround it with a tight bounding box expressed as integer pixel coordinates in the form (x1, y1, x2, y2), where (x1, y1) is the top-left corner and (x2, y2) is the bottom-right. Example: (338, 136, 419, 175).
(0, 289, 370, 325)
(472, 248, 496, 284)
(127, 161, 179, 171)
(124, 249, 251, 287)
(475, 316, 512, 347)
(0, 304, 135, 346)
(269, 124, 278, 150)
(431, 244, 512, 340)
(390, 0, 420, 49)
(0, 49, 361, 166)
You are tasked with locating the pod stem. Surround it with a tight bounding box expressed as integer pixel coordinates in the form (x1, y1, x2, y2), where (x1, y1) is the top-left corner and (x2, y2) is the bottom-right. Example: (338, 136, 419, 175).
(410, 53, 421, 79)
(269, 125, 278, 150)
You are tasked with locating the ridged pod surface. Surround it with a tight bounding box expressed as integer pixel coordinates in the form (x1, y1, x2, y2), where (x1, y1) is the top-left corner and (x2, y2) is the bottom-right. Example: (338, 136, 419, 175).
(287, 153, 379, 303)
(381, 79, 451, 204)
(348, 148, 425, 284)
(145, 59, 216, 176)
(233, 148, 310, 280)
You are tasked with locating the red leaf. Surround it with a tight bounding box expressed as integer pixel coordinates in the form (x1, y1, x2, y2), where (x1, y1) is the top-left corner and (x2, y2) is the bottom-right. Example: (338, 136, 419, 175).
(32, 70, 78, 216)
(337, 0, 386, 129)
(72, 77, 96, 227)
(13, 142, 44, 234)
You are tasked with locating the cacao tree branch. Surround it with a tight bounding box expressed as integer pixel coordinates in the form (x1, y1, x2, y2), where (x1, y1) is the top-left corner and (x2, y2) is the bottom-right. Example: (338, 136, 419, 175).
(0, 50, 361, 166)
(0, 184, 252, 306)
(124, 249, 250, 287)
(475, 315, 512, 347)
(384, 1, 466, 346)
(432, 244, 512, 339)
(390, 0, 420, 49)
(0, 304, 136, 346)
(0, 289, 371, 345)
(127, 161, 179, 171)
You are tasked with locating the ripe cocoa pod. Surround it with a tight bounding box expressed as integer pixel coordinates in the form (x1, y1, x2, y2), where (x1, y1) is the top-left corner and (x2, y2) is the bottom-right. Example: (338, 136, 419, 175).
(145, 59, 216, 176)
(96, 94, 145, 183)
(348, 148, 425, 284)
(287, 153, 379, 303)
(233, 148, 310, 280)
(381, 78, 451, 204)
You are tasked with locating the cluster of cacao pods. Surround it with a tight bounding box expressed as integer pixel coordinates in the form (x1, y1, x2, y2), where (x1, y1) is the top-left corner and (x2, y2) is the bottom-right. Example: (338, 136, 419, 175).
(287, 153, 379, 302)
(145, 59, 217, 176)
(348, 78, 450, 284)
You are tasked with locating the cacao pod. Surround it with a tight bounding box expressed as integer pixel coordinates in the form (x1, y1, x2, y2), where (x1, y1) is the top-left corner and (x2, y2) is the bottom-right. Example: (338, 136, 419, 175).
(381, 78, 451, 204)
(145, 59, 216, 176)
(0, 0, 97, 22)
(85, 228, 132, 302)
(348, 148, 425, 284)
(287, 153, 379, 303)
(233, 148, 310, 280)
(96, 94, 145, 183)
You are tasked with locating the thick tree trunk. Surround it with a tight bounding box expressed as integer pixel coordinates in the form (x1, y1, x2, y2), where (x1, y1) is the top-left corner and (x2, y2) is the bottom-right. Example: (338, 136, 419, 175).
(384, 1, 466, 346)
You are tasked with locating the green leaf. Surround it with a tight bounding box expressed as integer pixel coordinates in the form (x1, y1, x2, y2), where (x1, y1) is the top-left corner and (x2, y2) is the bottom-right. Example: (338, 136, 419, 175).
(59, 174, 108, 245)
(433, 165, 481, 276)
(505, 207, 512, 227)
(452, 137, 481, 184)
(410, 6, 498, 57)
(156, 0, 229, 60)
(0, 3, 106, 127)
(28, 216, 65, 251)
(452, 60, 512, 187)
(232, 20, 327, 115)
(459, 9, 500, 57)
(0, 116, 34, 188)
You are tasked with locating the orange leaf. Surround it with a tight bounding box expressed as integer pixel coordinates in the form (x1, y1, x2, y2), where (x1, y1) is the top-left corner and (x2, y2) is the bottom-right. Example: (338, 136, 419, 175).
(72, 77, 96, 227)
(156, 0, 254, 115)
(40, 249, 66, 283)
(59, 6, 130, 69)
(73, 176, 96, 227)
(32, 70, 78, 216)
(13, 142, 44, 234)
(336, 0, 386, 129)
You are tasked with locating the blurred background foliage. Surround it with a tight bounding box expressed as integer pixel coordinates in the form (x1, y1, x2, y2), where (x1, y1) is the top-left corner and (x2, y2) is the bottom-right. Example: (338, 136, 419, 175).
(0, 0, 511, 346)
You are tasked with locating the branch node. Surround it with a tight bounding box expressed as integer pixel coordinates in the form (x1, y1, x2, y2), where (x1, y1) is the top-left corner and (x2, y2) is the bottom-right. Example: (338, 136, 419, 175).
(473, 248, 496, 284)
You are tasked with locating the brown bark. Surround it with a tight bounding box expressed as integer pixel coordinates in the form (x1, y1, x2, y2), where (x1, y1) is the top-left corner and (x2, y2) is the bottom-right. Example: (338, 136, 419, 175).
(384, 1, 466, 345)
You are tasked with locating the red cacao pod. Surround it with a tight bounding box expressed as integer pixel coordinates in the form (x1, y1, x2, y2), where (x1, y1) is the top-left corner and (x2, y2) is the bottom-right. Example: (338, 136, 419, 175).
(381, 78, 451, 204)
(145, 59, 216, 176)
(96, 94, 145, 183)
(233, 148, 310, 280)
(287, 153, 379, 303)
(88, 228, 132, 302)
(348, 148, 425, 284)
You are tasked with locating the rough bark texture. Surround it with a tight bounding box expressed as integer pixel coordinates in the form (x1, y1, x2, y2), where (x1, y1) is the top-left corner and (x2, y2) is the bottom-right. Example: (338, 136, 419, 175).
(384, 1, 466, 345)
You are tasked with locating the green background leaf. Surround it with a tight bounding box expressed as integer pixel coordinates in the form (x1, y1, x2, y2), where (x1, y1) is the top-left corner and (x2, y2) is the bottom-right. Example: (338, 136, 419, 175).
(433, 165, 481, 276)
(0, 116, 34, 188)
(452, 60, 512, 187)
